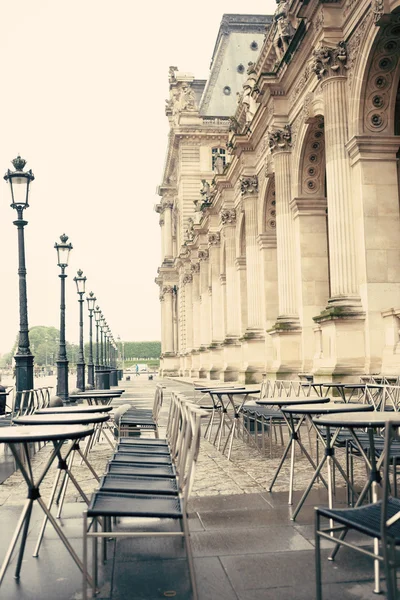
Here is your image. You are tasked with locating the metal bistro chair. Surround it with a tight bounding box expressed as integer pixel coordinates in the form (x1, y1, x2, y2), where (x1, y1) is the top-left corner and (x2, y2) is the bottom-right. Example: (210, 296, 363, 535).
(118, 383, 164, 437)
(82, 401, 207, 600)
(315, 421, 400, 600)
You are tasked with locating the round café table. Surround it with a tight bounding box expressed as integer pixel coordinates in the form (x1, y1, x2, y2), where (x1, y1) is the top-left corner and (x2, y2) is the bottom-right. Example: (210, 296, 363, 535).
(255, 396, 331, 504)
(194, 386, 245, 442)
(0, 424, 94, 588)
(69, 390, 123, 406)
(36, 405, 113, 414)
(13, 412, 110, 556)
(281, 402, 374, 520)
(204, 388, 261, 460)
(314, 411, 400, 594)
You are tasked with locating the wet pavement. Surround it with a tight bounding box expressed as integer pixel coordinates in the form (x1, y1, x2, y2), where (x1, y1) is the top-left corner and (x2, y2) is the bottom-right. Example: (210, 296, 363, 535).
(0, 376, 386, 599)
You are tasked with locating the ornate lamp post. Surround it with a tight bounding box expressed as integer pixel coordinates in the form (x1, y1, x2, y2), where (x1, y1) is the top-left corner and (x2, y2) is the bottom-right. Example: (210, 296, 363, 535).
(86, 291, 96, 387)
(94, 306, 101, 369)
(99, 315, 105, 368)
(73, 269, 86, 391)
(54, 234, 73, 403)
(4, 156, 35, 404)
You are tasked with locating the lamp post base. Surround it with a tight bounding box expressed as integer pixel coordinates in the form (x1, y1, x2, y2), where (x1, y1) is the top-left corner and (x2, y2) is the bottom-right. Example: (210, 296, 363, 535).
(15, 354, 34, 411)
(87, 364, 94, 387)
(56, 359, 69, 404)
(76, 362, 85, 391)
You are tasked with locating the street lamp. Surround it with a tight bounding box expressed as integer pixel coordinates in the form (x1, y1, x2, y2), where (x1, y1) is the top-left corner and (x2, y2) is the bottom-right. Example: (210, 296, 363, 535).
(94, 305, 101, 370)
(100, 315, 105, 368)
(4, 156, 35, 404)
(54, 234, 73, 403)
(73, 269, 86, 391)
(86, 291, 96, 387)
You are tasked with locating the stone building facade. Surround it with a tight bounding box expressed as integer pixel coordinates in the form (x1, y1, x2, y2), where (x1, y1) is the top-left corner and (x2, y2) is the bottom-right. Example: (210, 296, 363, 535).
(156, 2, 400, 382)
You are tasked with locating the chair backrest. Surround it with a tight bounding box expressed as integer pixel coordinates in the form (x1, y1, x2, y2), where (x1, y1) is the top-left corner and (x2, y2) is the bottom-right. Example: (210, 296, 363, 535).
(152, 384, 164, 421)
(15, 389, 35, 417)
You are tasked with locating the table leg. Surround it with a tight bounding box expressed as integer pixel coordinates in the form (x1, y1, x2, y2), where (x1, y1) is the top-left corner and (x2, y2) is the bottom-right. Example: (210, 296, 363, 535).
(0, 499, 32, 584)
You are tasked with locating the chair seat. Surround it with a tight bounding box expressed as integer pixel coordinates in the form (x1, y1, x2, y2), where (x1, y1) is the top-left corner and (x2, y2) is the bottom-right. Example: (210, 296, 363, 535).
(119, 437, 169, 447)
(87, 490, 182, 518)
(113, 452, 172, 465)
(117, 444, 171, 456)
(100, 474, 178, 495)
(108, 462, 176, 478)
(317, 497, 400, 542)
(241, 404, 284, 418)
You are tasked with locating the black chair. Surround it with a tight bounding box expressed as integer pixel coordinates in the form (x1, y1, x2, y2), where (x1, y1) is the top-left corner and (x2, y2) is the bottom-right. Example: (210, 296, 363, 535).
(315, 422, 400, 600)
(82, 402, 206, 600)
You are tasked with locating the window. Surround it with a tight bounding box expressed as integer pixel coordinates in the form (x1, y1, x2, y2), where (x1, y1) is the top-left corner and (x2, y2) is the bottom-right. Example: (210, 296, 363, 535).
(212, 147, 226, 171)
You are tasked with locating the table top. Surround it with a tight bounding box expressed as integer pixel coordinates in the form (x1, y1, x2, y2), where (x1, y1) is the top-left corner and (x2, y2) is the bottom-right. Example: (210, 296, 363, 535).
(36, 405, 113, 415)
(282, 402, 374, 415)
(343, 383, 383, 389)
(69, 390, 123, 397)
(195, 386, 244, 392)
(256, 396, 330, 407)
(207, 388, 261, 396)
(0, 424, 94, 443)
(13, 412, 110, 426)
(315, 411, 400, 428)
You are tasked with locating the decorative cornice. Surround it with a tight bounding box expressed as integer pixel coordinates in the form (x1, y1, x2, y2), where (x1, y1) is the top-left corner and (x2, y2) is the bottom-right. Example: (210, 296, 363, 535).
(240, 175, 258, 196)
(220, 209, 237, 225)
(312, 42, 348, 81)
(268, 125, 292, 153)
(290, 197, 328, 219)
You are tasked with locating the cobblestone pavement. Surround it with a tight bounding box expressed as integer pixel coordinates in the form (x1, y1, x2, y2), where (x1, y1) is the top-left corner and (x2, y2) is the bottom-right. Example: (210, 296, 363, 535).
(0, 377, 367, 506)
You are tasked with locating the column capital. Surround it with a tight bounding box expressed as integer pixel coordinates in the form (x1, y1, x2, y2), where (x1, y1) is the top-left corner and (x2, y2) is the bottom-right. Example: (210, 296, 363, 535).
(312, 41, 348, 82)
(220, 208, 237, 225)
(208, 232, 221, 246)
(182, 273, 193, 285)
(268, 125, 292, 153)
(240, 175, 258, 197)
(190, 262, 200, 274)
(198, 248, 209, 261)
(162, 285, 175, 295)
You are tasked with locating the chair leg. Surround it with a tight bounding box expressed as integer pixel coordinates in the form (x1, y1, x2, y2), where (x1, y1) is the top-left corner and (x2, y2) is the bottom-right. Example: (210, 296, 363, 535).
(181, 511, 198, 600)
(82, 511, 88, 600)
(315, 511, 323, 600)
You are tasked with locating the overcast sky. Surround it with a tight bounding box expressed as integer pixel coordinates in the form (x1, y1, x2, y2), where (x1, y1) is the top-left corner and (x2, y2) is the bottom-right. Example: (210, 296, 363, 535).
(0, 0, 275, 354)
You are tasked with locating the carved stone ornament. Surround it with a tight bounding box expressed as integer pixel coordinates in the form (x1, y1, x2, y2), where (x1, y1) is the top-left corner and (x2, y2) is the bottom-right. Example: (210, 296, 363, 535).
(184, 217, 195, 243)
(198, 249, 209, 261)
(182, 273, 193, 285)
(179, 245, 191, 259)
(268, 125, 292, 152)
(373, 0, 384, 23)
(240, 175, 259, 196)
(190, 262, 200, 274)
(208, 232, 221, 246)
(312, 41, 348, 80)
(220, 209, 237, 225)
(273, 0, 296, 58)
(162, 285, 175, 295)
(162, 199, 174, 210)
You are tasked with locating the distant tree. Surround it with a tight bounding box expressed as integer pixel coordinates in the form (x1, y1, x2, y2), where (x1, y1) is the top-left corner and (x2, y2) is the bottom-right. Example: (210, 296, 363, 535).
(2, 326, 81, 367)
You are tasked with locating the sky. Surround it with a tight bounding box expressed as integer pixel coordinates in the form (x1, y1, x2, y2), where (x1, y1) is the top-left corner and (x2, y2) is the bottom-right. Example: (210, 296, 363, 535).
(0, 0, 275, 354)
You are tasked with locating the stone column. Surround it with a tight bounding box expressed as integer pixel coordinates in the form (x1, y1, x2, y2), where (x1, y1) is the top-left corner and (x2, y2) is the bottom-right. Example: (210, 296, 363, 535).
(241, 175, 265, 332)
(208, 232, 224, 344)
(159, 214, 165, 262)
(159, 291, 166, 354)
(221, 210, 240, 338)
(268, 127, 302, 378)
(269, 130, 299, 324)
(163, 200, 174, 260)
(190, 262, 201, 376)
(313, 43, 360, 309)
(183, 273, 193, 352)
(163, 285, 174, 353)
(221, 209, 241, 381)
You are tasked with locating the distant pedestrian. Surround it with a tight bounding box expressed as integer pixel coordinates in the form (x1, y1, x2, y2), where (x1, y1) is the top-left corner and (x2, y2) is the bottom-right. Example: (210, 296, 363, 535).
(135, 364, 139, 377)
